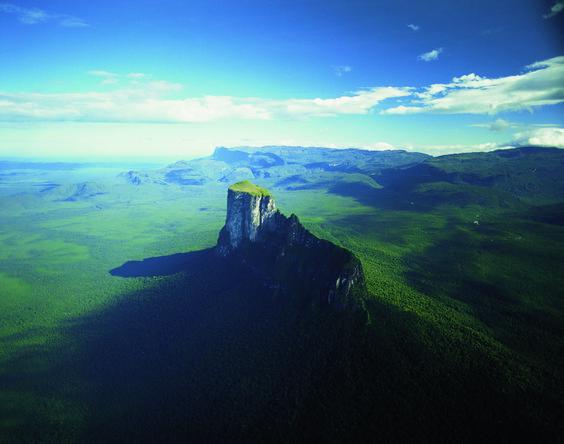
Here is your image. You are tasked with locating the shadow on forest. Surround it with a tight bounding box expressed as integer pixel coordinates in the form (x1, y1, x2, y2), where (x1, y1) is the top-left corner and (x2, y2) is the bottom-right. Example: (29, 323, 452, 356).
(327, 180, 484, 212)
(1, 244, 561, 442)
(293, 163, 518, 212)
(403, 223, 564, 375)
(2, 252, 378, 442)
(276, 165, 463, 212)
(110, 248, 215, 277)
(283, 179, 442, 212)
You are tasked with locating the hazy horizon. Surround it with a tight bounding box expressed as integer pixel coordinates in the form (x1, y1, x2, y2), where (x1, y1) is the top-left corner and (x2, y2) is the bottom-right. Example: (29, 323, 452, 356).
(1, 0, 563, 157)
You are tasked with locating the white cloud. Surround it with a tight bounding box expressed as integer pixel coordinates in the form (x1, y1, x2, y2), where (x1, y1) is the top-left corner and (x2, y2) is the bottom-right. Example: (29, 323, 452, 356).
(280, 87, 410, 117)
(58, 16, 88, 28)
(407, 24, 419, 31)
(0, 3, 88, 27)
(488, 118, 512, 131)
(89, 70, 119, 85)
(511, 127, 564, 148)
(417, 142, 505, 155)
(543, 1, 564, 18)
(427, 127, 564, 155)
(127, 73, 147, 79)
(3, 56, 562, 124)
(471, 118, 514, 131)
(0, 74, 409, 123)
(333, 65, 352, 77)
(383, 56, 564, 115)
(0, 3, 47, 23)
(418, 48, 443, 62)
(88, 71, 158, 87)
(365, 142, 396, 150)
(145, 80, 183, 92)
(100, 78, 118, 85)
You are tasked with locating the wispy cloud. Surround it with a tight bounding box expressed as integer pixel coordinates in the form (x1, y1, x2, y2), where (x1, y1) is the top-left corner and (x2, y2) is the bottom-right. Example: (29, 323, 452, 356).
(88, 71, 152, 86)
(471, 118, 514, 132)
(407, 24, 419, 31)
(280, 87, 410, 117)
(543, 1, 564, 18)
(0, 3, 88, 27)
(127, 73, 147, 79)
(88, 70, 120, 85)
(0, 3, 47, 23)
(383, 56, 564, 115)
(88, 70, 118, 78)
(418, 48, 442, 62)
(0, 74, 409, 123)
(58, 16, 88, 28)
(489, 118, 513, 132)
(2, 56, 563, 123)
(333, 65, 352, 77)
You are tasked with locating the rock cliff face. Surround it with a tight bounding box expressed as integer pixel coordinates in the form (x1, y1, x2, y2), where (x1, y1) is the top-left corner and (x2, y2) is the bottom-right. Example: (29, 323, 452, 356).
(217, 181, 367, 310)
(217, 182, 277, 255)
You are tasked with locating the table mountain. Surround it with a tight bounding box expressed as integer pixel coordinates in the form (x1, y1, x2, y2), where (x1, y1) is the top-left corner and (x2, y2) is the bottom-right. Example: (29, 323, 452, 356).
(217, 180, 367, 310)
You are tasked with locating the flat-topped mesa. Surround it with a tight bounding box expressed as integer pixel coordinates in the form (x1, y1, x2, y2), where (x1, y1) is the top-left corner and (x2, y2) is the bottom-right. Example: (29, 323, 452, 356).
(216, 181, 367, 311)
(217, 181, 277, 256)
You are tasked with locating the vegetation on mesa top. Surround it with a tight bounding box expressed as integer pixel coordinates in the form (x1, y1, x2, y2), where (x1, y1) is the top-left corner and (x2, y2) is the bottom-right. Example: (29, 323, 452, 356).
(229, 180, 271, 197)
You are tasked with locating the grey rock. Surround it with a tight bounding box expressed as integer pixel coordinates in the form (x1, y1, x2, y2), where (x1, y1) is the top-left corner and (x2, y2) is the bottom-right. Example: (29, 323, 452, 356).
(216, 182, 367, 311)
(217, 187, 277, 255)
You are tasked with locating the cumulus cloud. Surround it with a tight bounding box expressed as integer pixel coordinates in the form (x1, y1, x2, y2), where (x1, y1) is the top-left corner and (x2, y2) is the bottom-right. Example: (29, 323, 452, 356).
(333, 65, 352, 77)
(3, 56, 563, 124)
(0, 74, 409, 123)
(511, 127, 564, 148)
(0, 3, 88, 27)
(365, 142, 396, 150)
(418, 48, 443, 62)
(435, 127, 564, 155)
(543, 1, 564, 18)
(383, 56, 564, 115)
(407, 24, 419, 31)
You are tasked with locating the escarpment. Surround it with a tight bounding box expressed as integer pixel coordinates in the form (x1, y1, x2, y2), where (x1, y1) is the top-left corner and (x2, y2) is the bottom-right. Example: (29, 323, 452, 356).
(217, 181, 277, 254)
(216, 181, 367, 310)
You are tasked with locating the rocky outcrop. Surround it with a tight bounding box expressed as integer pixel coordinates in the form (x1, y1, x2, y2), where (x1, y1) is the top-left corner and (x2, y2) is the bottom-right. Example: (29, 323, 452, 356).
(216, 181, 367, 310)
(217, 181, 277, 255)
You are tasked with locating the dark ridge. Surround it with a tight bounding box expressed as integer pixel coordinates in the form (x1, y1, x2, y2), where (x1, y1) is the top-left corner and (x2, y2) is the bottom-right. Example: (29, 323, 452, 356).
(212, 147, 251, 163)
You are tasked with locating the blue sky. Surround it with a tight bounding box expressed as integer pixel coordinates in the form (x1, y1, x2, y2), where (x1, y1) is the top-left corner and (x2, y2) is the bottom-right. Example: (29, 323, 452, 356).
(1, 0, 563, 157)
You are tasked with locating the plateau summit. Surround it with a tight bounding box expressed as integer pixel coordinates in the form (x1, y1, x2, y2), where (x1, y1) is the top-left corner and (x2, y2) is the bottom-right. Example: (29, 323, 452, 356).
(217, 181, 367, 310)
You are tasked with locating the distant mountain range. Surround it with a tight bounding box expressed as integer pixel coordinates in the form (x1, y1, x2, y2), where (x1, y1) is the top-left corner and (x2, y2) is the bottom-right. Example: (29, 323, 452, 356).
(113, 146, 564, 209)
(4, 145, 561, 211)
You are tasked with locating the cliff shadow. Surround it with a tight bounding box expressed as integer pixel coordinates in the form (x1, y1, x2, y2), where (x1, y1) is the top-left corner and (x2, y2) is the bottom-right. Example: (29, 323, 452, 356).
(2, 262, 556, 443)
(1, 258, 559, 443)
(327, 180, 467, 212)
(109, 248, 215, 277)
(402, 221, 564, 366)
(2, 249, 375, 443)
